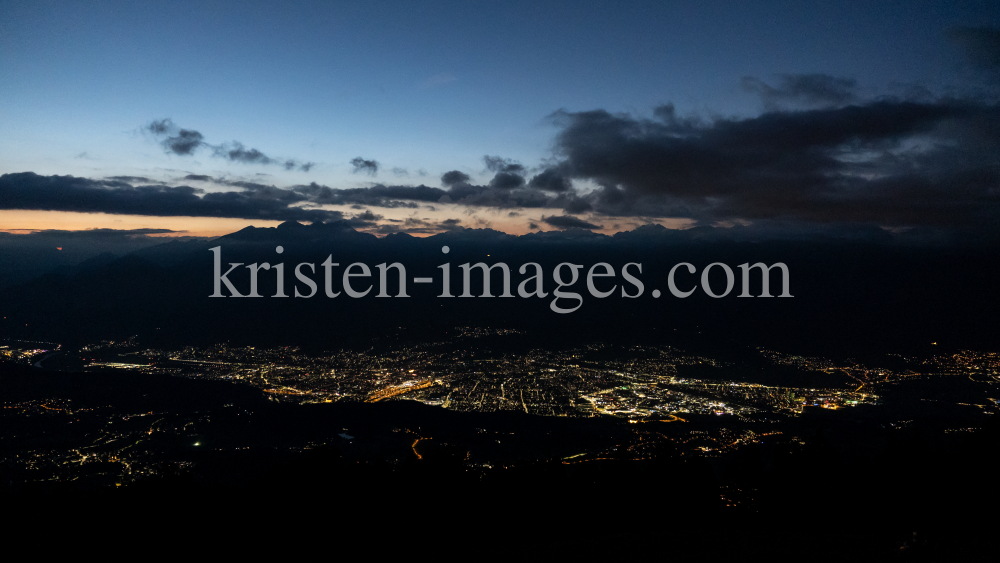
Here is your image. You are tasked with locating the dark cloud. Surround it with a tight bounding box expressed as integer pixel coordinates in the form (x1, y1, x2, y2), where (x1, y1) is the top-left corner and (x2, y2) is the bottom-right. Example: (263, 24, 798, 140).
(0, 172, 344, 223)
(441, 170, 470, 186)
(528, 167, 572, 192)
(546, 99, 1000, 232)
(350, 157, 380, 175)
(218, 143, 274, 165)
(181, 176, 312, 198)
(223, 181, 308, 204)
(483, 155, 525, 174)
(293, 183, 440, 207)
(213, 143, 314, 171)
(5, 168, 573, 232)
(147, 119, 172, 135)
(489, 171, 526, 189)
(391, 167, 409, 177)
(528, 222, 539, 230)
(949, 26, 1000, 72)
(443, 183, 550, 208)
(353, 210, 382, 222)
(1, 227, 183, 239)
(290, 180, 559, 210)
(741, 74, 858, 108)
(145, 119, 313, 170)
(549, 192, 593, 214)
(106, 176, 154, 184)
(542, 215, 603, 230)
(165, 130, 205, 155)
(147, 119, 205, 155)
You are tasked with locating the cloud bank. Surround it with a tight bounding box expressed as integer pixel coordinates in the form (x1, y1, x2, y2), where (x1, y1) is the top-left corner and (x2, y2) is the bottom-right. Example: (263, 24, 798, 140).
(0, 173, 343, 223)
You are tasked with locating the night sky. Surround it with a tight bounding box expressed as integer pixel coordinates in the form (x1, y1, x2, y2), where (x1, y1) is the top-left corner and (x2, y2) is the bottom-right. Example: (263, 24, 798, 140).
(1, 1, 998, 240)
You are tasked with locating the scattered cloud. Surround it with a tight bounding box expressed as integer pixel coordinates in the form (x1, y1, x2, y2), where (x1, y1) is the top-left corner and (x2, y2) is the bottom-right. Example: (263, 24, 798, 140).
(217, 143, 273, 165)
(353, 210, 382, 222)
(350, 157, 380, 175)
(144, 118, 314, 171)
(148, 119, 205, 155)
(483, 155, 525, 174)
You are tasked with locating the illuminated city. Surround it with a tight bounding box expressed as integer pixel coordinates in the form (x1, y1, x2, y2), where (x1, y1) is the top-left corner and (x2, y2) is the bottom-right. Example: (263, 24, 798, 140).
(4, 330, 996, 493)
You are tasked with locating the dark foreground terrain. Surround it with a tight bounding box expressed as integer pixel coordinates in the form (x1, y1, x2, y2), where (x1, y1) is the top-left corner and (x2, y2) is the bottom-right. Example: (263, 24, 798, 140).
(2, 361, 997, 560)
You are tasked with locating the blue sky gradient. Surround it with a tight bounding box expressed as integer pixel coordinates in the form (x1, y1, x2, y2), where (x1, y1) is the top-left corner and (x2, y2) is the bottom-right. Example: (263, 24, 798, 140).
(1, 1, 999, 238)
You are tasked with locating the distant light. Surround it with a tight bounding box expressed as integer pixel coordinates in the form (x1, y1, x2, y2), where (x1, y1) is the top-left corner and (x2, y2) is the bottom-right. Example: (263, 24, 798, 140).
(56, 247, 63, 251)
(193, 442, 200, 446)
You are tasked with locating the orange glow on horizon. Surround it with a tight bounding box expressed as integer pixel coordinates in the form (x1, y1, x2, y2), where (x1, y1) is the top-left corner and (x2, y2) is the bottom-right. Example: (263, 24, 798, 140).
(0, 210, 284, 237)
(0, 209, 697, 238)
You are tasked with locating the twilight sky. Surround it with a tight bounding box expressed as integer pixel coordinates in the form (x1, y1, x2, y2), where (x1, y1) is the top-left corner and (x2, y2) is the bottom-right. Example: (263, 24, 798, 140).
(1, 0, 999, 240)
